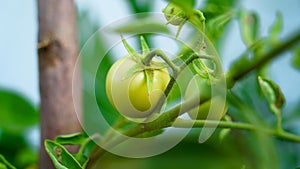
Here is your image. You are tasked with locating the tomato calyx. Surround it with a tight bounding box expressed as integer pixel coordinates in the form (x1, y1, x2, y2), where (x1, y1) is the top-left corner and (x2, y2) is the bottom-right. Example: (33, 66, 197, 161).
(121, 36, 170, 95)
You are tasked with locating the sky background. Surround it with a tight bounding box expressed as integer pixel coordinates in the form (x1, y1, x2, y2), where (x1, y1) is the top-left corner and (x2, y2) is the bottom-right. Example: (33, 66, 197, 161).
(0, 0, 300, 109)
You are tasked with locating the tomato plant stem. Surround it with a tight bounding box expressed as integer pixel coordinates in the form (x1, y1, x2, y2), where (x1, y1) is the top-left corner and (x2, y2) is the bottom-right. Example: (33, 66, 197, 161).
(143, 49, 180, 77)
(172, 119, 300, 142)
(226, 28, 300, 88)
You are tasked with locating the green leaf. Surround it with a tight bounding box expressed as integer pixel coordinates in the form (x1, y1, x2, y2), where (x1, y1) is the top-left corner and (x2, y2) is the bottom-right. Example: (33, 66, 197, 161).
(219, 128, 230, 141)
(0, 154, 16, 169)
(269, 12, 282, 45)
(239, 10, 259, 46)
(140, 36, 150, 55)
(115, 19, 170, 34)
(258, 76, 285, 110)
(208, 12, 234, 29)
(45, 140, 83, 169)
(55, 133, 87, 145)
(74, 154, 89, 169)
(206, 11, 235, 43)
(55, 133, 92, 167)
(0, 89, 38, 134)
(292, 46, 300, 70)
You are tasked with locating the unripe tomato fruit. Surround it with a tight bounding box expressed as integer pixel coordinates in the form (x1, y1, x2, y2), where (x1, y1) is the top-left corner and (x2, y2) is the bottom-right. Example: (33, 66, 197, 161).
(187, 98, 228, 120)
(162, 3, 187, 25)
(184, 75, 227, 120)
(106, 56, 170, 118)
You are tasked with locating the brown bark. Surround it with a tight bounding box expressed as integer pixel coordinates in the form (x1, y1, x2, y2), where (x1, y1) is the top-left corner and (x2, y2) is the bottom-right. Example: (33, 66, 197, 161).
(37, 0, 81, 168)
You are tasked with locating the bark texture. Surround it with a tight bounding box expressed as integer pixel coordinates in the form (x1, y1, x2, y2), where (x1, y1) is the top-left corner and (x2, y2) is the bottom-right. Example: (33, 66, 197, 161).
(37, 0, 81, 168)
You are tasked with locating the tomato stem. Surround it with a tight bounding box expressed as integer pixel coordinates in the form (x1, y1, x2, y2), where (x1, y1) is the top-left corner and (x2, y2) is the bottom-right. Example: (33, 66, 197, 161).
(226, 28, 300, 88)
(172, 119, 300, 142)
(142, 49, 180, 77)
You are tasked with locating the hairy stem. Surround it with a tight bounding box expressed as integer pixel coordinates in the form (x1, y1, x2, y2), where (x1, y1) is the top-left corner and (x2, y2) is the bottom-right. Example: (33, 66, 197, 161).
(226, 28, 300, 88)
(172, 119, 300, 142)
(143, 49, 180, 77)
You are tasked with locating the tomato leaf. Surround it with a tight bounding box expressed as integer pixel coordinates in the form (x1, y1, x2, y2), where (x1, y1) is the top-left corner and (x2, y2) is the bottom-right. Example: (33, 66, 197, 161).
(0, 89, 38, 134)
(74, 153, 89, 169)
(115, 18, 169, 34)
(140, 36, 150, 55)
(219, 128, 231, 141)
(207, 11, 235, 42)
(258, 76, 285, 111)
(269, 12, 282, 45)
(55, 133, 87, 145)
(45, 140, 83, 169)
(55, 133, 93, 168)
(0, 154, 16, 169)
(292, 46, 300, 70)
(208, 12, 233, 28)
(239, 10, 259, 46)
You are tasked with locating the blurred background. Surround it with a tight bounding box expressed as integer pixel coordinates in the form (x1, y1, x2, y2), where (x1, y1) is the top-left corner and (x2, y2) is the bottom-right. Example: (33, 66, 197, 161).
(0, 0, 300, 168)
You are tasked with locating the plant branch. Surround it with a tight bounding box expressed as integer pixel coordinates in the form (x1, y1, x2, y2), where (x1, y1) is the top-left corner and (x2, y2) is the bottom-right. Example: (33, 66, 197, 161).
(172, 119, 300, 142)
(226, 28, 300, 88)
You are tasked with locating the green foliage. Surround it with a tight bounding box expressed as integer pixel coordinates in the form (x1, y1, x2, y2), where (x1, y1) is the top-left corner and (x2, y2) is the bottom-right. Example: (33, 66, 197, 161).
(228, 75, 279, 169)
(258, 76, 285, 131)
(127, 0, 153, 13)
(258, 76, 285, 111)
(206, 11, 235, 45)
(45, 140, 84, 169)
(0, 89, 38, 168)
(114, 18, 170, 34)
(0, 90, 38, 134)
(269, 12, 283, 45)
(55, 133, 87, 145)
(0, 154, 16, 169)
(238, 10, 259, 46)
(292, 46, 300, 70)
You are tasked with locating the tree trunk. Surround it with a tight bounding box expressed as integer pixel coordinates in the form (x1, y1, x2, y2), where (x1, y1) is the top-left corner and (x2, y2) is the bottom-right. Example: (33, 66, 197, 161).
(37, 0, 81, 168)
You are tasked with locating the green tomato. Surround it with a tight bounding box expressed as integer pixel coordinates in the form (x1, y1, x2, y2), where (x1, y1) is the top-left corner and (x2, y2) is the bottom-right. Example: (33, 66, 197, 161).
(106, 56, 170, 118)
(184, 75, 227, 120)
(188, 99, 228, 120)
(162, 3, 187, 26)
